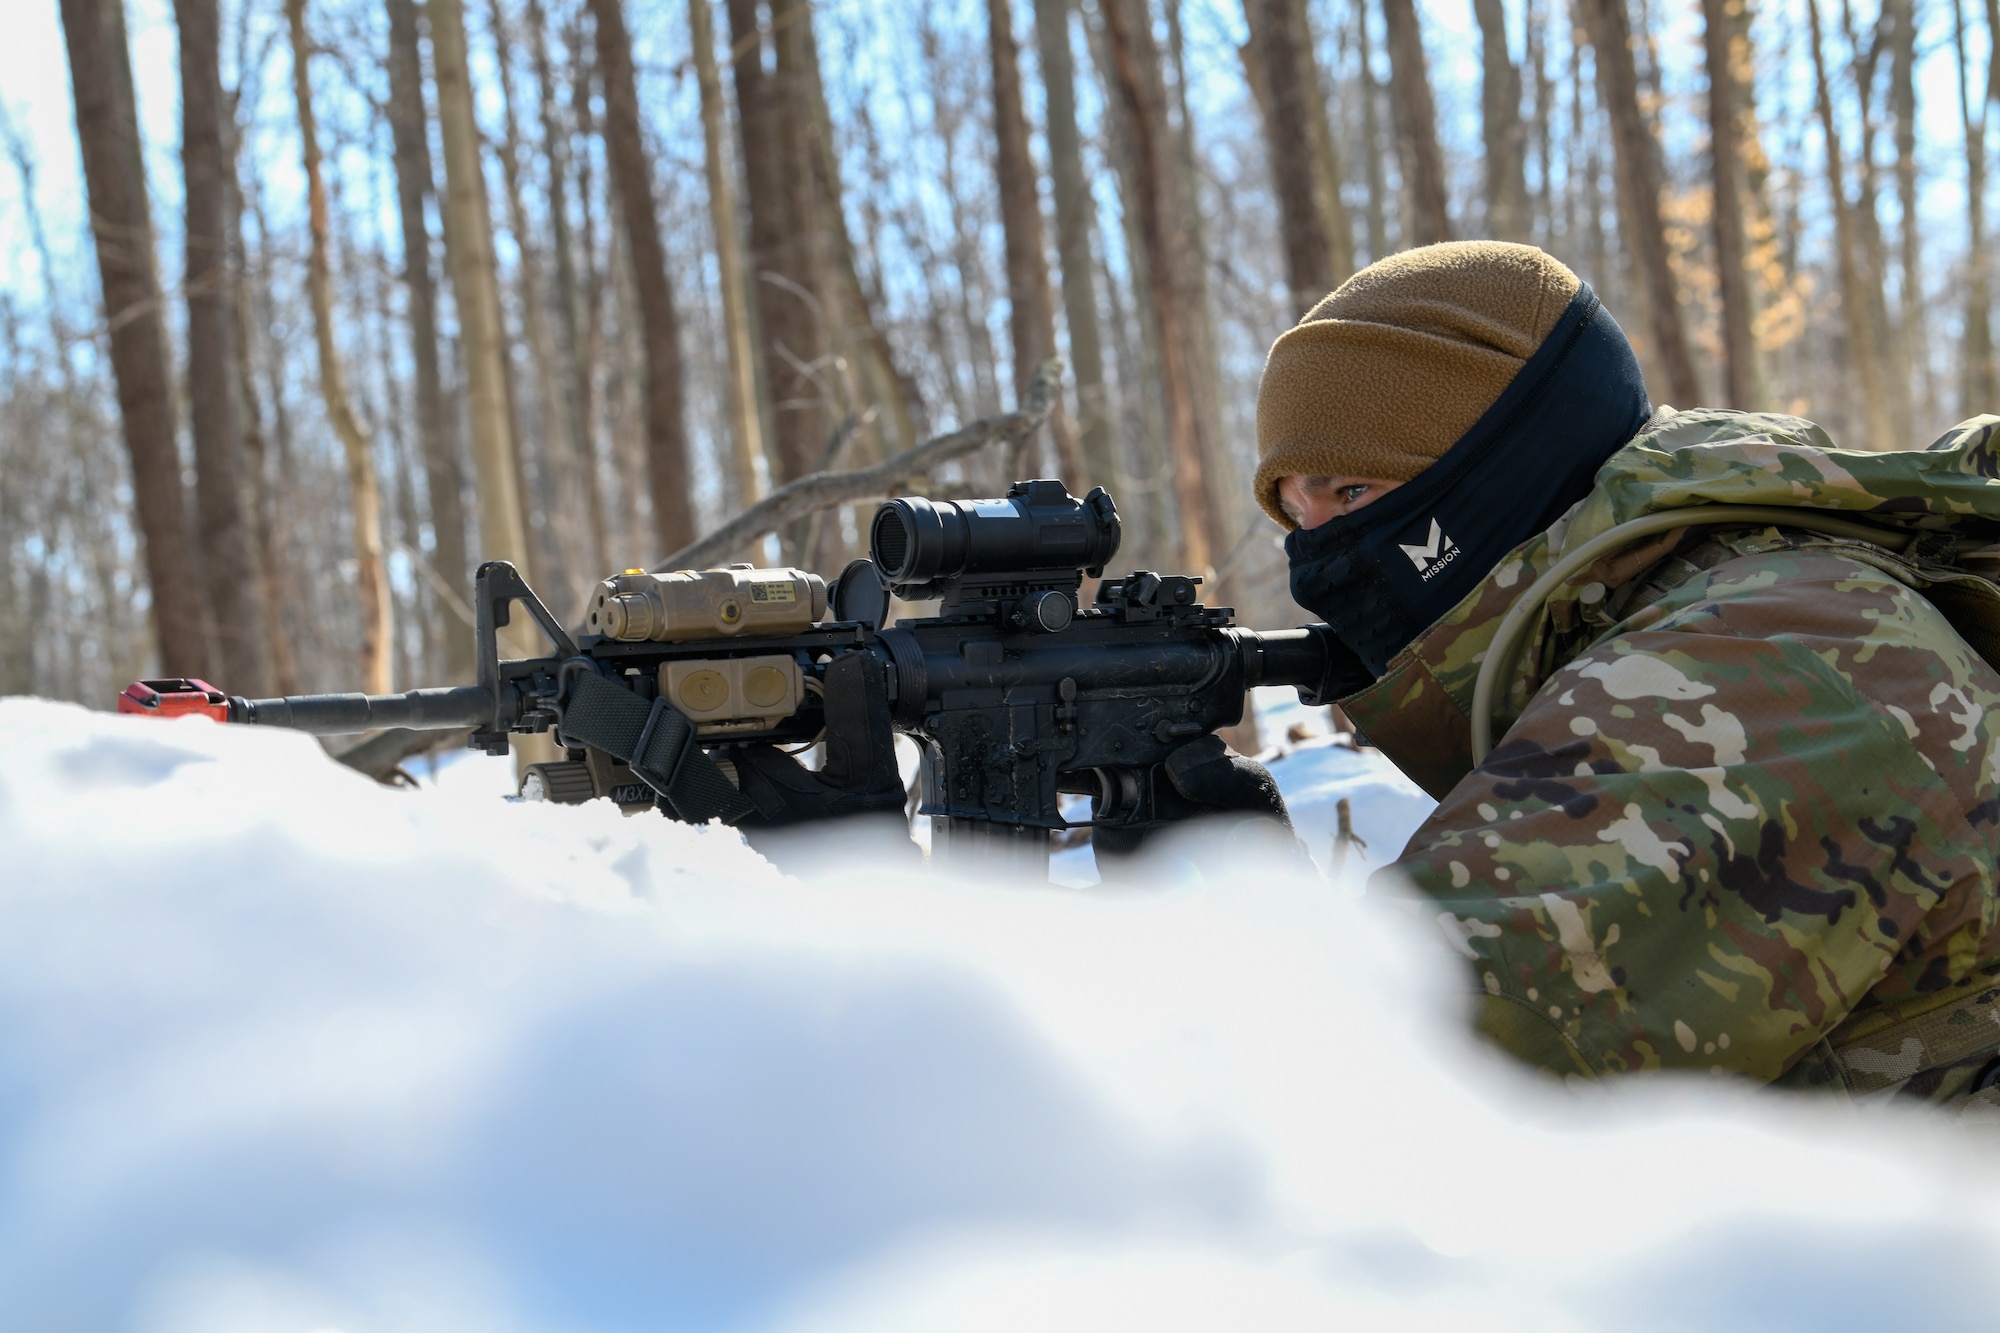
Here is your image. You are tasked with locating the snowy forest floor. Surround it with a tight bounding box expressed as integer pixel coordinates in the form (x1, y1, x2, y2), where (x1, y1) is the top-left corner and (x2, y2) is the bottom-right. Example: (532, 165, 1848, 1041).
(3, 693, 1998, 1330)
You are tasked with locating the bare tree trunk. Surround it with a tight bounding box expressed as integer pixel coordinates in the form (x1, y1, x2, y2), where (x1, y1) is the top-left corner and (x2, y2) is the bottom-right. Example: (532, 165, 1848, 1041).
(490, 0, 581, 601)
(797, 5, 924, 463)
(689, 0, 768, 512)
(1889, 0, 1924, 410)
(1243, 0, 1338, 311)
(241, 157, 313, 688)
(1525, 0, 1556, 248)
(524, 0, 608, 582)
(229, 160, 298, 693)
(1840, 0, 1911, 436)
(1355, 0, 1390, 257)
(287, 0, 392, 692)
(1580, 0, 1702, 406)
(384, 0, 473, 680)
(175, 0, 272, 694)
(1572, 3, 1610, 293)
(1033, 0, 1117, 491)
(589, 0, 695, 559)
(726, 0, 832, 492)
(1163, 0, 1249, 567)
(59, 0, 213, 676)
(430, 0, 535, 630)
(988, 0, 1080, 481)
(1297, 0, 1356, 282)
(1806, 0, 1896, 446)
(1099, 0, 1216, 574)
(1702, 0, 1765, 408)
(1380, 0, 1451, 246)
(1955, 0, 1996, 412)
(1086, 6, 1174, 568)
(570, 9, 611, 559)
(1473, 0, 1530, 241)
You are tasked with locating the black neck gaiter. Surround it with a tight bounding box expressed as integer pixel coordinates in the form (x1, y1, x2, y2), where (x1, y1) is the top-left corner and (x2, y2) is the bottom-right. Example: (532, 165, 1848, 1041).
(1285, 285, 1650, 690)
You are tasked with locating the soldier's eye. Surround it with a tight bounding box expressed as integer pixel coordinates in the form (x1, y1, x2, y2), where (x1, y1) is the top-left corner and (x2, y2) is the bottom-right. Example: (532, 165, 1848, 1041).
(1338, 484, 1372, 505)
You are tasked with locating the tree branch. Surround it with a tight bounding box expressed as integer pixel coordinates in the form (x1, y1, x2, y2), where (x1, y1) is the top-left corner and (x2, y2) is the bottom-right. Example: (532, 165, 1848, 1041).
(654, 358, 1063, 573)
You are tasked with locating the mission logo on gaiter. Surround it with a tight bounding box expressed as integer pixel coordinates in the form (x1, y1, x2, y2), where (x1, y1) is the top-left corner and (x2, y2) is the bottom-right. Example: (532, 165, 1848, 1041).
(1399, 518, 1459, 581)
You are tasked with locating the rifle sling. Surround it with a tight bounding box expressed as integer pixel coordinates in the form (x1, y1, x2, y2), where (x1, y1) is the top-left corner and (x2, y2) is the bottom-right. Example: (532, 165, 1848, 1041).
(560, 670, 755, 824)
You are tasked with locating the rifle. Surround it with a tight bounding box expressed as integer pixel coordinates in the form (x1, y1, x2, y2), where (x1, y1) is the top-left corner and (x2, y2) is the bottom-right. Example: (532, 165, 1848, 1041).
(118, 480, 1339, 875)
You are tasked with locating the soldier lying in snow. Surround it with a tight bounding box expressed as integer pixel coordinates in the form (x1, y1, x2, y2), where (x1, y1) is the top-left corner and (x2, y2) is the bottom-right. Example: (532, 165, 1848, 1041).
(1259, 240, 2000, 1108)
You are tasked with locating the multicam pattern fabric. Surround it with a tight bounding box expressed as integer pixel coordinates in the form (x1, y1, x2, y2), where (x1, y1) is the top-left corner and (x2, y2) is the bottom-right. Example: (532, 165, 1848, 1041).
(1349, 409, 2000, 1100)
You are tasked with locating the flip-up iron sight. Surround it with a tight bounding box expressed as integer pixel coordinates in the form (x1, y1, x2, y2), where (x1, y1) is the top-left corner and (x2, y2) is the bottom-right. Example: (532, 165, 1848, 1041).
(869, 479, 1122, 632)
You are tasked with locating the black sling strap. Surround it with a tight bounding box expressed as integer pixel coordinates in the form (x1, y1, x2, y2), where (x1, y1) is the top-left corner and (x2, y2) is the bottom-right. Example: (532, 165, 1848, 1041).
(559, 670, 756, 824)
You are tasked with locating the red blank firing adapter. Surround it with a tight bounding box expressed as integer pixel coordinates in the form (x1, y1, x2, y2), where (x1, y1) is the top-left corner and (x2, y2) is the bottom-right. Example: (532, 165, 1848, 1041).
(117, 679, 229, 722)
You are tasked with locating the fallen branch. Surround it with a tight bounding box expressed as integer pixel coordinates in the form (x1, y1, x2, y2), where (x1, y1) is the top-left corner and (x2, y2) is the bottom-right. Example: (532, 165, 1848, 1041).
(334, 726, 469, 785)
(654, 357, 1062, 573)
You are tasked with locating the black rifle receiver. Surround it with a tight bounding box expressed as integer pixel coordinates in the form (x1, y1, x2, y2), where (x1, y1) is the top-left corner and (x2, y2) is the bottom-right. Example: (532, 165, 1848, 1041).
(866, 480, 1330, 866)
(190, 480, 1340, 876)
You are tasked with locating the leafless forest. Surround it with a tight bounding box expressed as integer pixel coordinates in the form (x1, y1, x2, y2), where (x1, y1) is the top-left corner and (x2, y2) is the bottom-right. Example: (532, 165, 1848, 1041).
(1, 0, 1992, 704)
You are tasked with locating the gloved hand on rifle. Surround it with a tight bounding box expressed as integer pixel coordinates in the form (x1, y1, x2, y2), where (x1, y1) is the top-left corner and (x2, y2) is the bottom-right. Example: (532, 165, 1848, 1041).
(1091, 734, 1305, 869)
(723, 650, 909, 827)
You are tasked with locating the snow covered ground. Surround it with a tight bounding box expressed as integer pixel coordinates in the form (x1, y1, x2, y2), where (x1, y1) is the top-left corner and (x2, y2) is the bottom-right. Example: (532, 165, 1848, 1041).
(4, 694, 1998, 1331)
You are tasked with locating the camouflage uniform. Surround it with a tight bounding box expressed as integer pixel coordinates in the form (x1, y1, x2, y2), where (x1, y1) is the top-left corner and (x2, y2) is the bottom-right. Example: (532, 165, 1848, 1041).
(1351, 408, 2000, 1104)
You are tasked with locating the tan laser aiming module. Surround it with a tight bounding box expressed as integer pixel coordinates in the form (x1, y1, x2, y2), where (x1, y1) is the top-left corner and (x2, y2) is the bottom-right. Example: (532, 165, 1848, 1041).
(586, 565, 827, 643)
(583, 565, 828, 740)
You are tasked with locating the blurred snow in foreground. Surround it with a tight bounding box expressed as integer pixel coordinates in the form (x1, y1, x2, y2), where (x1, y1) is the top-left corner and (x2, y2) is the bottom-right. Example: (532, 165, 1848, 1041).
(3, 695, 1997, 1332)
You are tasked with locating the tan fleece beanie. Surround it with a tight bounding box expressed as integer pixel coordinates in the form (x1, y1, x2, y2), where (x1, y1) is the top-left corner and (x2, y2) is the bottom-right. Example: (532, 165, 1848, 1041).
(1253, 241, 1582, 528)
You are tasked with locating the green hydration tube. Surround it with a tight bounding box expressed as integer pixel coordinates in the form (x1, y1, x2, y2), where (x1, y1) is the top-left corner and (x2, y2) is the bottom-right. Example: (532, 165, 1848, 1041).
(1469, 505, 1916, 764)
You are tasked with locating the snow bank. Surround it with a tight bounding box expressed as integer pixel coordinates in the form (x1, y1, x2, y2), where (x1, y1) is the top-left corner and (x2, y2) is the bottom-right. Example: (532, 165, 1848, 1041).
(1, 696, 1995, 1331)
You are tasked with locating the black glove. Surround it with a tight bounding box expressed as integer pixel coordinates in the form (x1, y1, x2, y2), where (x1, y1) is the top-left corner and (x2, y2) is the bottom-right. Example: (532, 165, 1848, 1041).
(1093, 734, 1298, 862)
(724, 650, 908, 827)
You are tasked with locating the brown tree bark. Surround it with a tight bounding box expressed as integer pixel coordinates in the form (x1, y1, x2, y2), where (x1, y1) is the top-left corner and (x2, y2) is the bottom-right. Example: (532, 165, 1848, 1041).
(287, 0, 393, 692)
(726, 0, 833, 489)
(1839, 0, 1910, 435)
(1525, 0, 1555, 246)
(589, 0, 696, 559)
(988, 0, 1080, 481)
(1379, 0, 1451, 247)
(1955, 0, 1996, 411)
(570, 7, 612, 556)
(490, 0, 580, 597)
(228, 154, 299, 693)
(526, 0, 605, 569)
(1082, 8, 1172, 571)
(1702, 0, 1765, 408)
(1033, 0, 1117, 490)
(1808, 0, 1897, 447)
(430, 0, 536, 640)
(1889, 0, 1923, 408)
(384, 0, 473, 680)
(1354, 0, 1390, 259)
(1580, 0, 1702, 406)
(1099, 0, 1217, 574)
(689, 0, 769, 512)
(1572, 2, 1609, 291)
(175, 0, 272, 694)
(1297, 0, 1356, 282)
(59, 0, 213, 676)
(1473, 0, 1530, 241)
(1165, 0, 1249, 569)
(1243, 0, 1338, 312)
(801, 11, 925, 463)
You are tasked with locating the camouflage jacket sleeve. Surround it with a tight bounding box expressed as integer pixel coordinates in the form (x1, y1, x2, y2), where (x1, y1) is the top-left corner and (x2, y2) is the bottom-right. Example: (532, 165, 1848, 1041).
(1387, 542, 2000, 1082)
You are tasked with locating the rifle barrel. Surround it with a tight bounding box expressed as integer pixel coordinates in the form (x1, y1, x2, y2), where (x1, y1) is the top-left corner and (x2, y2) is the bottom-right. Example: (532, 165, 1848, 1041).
(229, 685, 494, 735)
